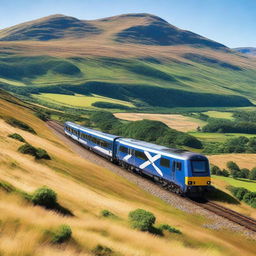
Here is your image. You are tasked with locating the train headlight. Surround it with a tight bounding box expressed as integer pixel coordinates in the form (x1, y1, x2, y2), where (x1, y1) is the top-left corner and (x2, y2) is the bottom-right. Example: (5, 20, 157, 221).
(207, 181, 211, 185)
(188, 181, 193, 185)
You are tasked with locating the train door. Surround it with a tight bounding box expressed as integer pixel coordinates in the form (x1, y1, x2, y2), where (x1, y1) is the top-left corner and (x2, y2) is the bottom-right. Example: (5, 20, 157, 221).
(172, 161, 182, 181)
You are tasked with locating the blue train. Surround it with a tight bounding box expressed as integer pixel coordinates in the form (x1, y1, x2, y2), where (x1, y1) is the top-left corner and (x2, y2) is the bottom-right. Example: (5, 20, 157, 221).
(64, 121, 211, 195)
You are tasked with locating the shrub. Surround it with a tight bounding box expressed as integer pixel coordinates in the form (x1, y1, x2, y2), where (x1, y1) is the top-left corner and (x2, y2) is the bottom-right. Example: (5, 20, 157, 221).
(8, 133, 25, 142)
(51, 224, 72, 244)
(31, 186, 57, 208)
(243, 192, 256, 204)
(211, 165, 220, 175)
(250, 198, 256, 208)
(234, 188, 249, 201)
(5, 117, 36, 134)
(100, 210, 115, 218)
(158, 224, 181, 234)
(249, 168, 256, 180)
(35, 111, 50, 121)
(222, 169, 230, 177)
(35, 148, 51, 160)
(92, 101, 131, 110)
(240, 168, 250, 179)
(18, 144, 51, 160)
(227, 161, 240, 172)
(92, 245, 113, 256)
(129, 209, 156, 231)
(18, 143, 37, 156)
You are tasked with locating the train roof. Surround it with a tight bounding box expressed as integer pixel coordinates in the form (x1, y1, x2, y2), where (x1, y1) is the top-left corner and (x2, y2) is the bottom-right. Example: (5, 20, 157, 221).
(118, 138, 206, 160)
(65, 122, 119, 141)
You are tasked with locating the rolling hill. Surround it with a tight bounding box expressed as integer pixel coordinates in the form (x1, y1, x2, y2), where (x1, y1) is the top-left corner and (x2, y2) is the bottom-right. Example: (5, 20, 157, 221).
(0, 13, 256, 109)
(234, 47, 256, 56)
(1, 90, 256, 256)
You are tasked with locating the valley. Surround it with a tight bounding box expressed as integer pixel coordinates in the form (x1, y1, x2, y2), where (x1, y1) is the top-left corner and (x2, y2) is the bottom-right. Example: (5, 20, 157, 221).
(0, 11, 256, 256)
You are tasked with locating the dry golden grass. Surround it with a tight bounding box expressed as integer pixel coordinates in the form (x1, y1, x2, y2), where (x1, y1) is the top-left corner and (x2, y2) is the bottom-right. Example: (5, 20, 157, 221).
(1, 93, 256, 256)
(208, 154, 256, 169)
(115, 113, 206, 132)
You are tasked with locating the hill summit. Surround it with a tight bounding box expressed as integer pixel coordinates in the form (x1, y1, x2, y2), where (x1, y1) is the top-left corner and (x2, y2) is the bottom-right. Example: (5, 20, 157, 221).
(0, 14, 102, 41)
(0, 13, 226, 49)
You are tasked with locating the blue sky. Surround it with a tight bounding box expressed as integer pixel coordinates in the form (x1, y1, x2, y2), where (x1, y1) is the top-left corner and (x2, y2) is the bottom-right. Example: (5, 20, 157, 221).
(0, 0, 255, 48)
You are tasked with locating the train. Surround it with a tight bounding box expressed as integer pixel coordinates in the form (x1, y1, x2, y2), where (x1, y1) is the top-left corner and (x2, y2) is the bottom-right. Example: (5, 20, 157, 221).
(64, 121, 211, 196)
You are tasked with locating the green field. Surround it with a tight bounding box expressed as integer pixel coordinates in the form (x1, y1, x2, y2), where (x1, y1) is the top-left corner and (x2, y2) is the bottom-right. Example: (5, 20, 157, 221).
(33, 93, 135, 109)
(189, 132, 256, 142)
(213, 175, 256, 192)
(203, 111, 234, 120)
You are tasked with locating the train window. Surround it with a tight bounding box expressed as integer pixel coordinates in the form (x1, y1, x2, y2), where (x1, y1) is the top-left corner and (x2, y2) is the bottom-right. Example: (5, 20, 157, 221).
(160, 158, 170, 168)
(191, 161, 208, 173)
(173, 161, 182, 171)
(135, 150, 147, 161)
(119, 146, 128, 154)
(176, 162, 182, 171)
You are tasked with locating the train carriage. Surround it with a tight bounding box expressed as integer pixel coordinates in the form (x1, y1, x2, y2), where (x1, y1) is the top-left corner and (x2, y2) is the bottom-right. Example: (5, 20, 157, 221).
(64, 122, 211, 196)
(64, 122, 120, 160)
(115, 138, 211, 194)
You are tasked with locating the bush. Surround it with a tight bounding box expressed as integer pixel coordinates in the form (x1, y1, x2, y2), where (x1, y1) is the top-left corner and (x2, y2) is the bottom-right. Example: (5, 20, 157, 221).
(129, 209, 156, 231)
(5, 117, 36, 134)
(35, 111, 50, 121)
(18, 143, 37, 156)
(234, 188, 249, 201)
(51, 224, 72, 244)
(100, 210, 115, 218)
(18, 143, 51, 160)
(250, 198, 256, 208)
(92, 245, 113, 256)
(8, 133, 26, 142)
(222, 169, 230, 177)
(92, 101, 131, 110)
(35, 148, 51, 160)
(211, 165, 220, 175)
(158, 224, 181, 234)
(31, 186, 57, 208)
(243, 192, 256, 204)
(240, 168, 250, 179)
(227, 161, 240, 172)
(249, 168, 256, 180)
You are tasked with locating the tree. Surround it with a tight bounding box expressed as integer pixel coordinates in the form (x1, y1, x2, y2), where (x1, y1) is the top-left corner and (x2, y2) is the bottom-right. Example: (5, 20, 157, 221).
(227, 161, 240, 177)
(211, 165, 221, 175)
(240, 168, 250, 179)
(222, 169, 230, 177)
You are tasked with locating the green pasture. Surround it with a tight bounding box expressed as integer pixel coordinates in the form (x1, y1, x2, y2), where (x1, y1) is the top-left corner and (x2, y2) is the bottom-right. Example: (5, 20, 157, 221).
(189, 132, 256, 143)
(203, 111, 234, 120)
(33, 93, 135, 109)
(213, 175, 256, 192)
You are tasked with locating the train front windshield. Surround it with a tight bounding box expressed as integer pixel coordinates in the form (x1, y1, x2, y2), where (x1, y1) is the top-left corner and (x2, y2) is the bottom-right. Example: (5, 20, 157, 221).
(191, 161, 209, 174)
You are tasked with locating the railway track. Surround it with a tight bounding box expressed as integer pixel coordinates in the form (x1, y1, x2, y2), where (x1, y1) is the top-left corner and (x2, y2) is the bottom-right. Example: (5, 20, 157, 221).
(189, 199, 256, 232)
(47, 120, 256, 233)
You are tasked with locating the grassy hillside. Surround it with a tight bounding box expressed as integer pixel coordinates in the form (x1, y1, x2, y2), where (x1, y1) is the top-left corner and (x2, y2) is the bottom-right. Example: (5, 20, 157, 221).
(0, 14, 256, 109)
(1, 92, 256, 255)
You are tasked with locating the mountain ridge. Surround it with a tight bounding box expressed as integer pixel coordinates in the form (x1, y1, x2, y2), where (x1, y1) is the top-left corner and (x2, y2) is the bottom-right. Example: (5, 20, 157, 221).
(0, 13, 227, 49)
(1, 13, 256, 108)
